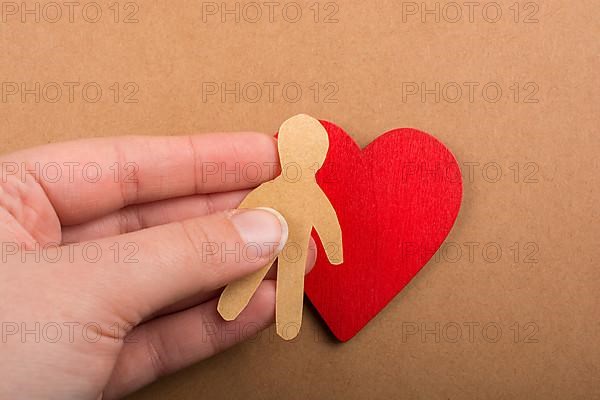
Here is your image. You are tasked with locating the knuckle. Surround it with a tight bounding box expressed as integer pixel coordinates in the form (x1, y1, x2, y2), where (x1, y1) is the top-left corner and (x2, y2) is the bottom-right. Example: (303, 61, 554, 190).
(178, 218, 221, 266)
(144, 328, 170, 379)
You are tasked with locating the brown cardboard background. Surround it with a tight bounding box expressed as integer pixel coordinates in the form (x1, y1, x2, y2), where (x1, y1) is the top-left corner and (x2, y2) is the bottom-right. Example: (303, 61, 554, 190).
(1, 0, 598, 398)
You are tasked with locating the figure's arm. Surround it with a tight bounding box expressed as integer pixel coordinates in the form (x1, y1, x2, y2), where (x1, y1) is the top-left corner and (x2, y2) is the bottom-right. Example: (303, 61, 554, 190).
(313, 189, 343, 265)
(238, 183, 270, 209)
(218, 182, 277, 320)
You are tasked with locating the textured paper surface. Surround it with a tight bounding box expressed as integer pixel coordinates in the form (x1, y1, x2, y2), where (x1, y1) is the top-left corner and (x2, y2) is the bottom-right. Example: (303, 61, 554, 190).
(218, 114, 343, 340)
(1, 1, 598, 399)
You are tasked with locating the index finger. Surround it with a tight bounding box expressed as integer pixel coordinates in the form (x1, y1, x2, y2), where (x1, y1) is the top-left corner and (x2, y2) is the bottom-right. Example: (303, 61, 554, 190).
(0, 132, 280, 225)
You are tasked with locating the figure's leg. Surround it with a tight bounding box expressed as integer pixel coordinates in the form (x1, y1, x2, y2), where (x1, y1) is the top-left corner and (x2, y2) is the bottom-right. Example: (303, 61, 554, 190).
(217, 257, 275, 320)
(276, 239, 309, 340)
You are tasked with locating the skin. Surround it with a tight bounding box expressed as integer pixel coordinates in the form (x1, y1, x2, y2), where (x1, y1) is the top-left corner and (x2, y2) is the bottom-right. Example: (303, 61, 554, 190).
(0, 132, 316, 400)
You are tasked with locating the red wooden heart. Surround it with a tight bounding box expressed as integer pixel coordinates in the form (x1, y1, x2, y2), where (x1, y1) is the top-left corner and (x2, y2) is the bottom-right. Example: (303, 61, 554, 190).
(305, 121, 463, 342)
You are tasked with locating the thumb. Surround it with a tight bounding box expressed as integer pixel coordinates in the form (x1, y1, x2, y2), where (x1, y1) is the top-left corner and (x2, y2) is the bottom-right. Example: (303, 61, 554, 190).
(66, 208, 288, 325)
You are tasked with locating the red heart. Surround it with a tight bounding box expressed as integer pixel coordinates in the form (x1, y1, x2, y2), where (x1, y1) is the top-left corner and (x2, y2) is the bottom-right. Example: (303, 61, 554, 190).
(305, 121, 463, 342)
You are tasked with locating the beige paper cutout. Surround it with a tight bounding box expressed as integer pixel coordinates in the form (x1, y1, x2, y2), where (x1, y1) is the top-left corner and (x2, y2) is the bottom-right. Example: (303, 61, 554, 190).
(217, 114, 343, 340)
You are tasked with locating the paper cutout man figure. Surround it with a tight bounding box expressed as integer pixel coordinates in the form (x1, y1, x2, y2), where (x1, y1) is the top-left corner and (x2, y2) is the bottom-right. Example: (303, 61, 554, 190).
(218, 114, 343, 340)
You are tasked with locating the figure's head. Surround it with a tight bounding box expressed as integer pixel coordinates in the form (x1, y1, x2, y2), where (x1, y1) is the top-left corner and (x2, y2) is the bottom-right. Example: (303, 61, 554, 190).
(278, 114, 329, 175)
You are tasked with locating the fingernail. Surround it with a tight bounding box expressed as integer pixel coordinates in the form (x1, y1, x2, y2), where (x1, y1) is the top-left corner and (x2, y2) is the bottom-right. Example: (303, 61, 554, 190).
(231, 207, 288, 259)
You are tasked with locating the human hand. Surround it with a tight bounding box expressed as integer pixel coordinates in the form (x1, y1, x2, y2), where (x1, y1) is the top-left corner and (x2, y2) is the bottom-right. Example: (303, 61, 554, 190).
(0, 133, 316, 399)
